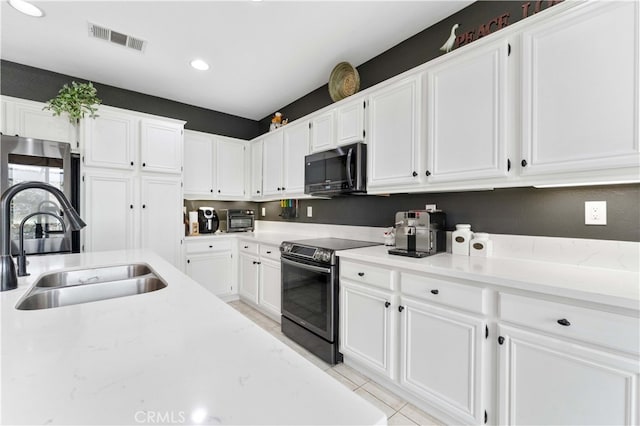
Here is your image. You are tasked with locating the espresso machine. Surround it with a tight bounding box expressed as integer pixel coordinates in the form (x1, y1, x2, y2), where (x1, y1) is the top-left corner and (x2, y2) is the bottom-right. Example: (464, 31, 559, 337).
(388, 210, 446, 258)
(198, 207, 219, 234)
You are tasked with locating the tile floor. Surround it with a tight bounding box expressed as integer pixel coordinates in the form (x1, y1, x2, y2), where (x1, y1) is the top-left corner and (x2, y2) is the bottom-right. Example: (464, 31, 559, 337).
(228, 299, 445, 426)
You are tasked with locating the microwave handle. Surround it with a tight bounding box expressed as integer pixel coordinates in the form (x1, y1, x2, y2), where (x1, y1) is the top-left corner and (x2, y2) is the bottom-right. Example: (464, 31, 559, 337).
(346, 147, 354, 189)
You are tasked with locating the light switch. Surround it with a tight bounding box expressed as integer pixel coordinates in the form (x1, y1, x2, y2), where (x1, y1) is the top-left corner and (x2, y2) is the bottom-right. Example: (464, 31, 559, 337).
(261, 207, 266, 217)
(307, 206, 313, 217)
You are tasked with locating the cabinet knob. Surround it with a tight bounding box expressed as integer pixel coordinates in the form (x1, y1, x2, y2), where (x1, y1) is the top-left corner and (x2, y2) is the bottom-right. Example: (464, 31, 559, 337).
(252, 261, 257, 265)
(244, 245, 249, 249)
(521, 159, 528, 167)
(277, 187, 281, 191)
(210, 189, 214, 193)
(257, 190, 261, 194)
(209, 245, 213, 248)
(430, 289, 439, 295)
(398, 305, 405, 312)
(142, 204, 146, 209)
(130, 205, 133, 209)
(357, 272, 365, 277)
(412, 171, 418, 177)
(557, 318, 571, 327)
(142, 162, 146, 167)
(425, 170, 431, 176)
(384, 301, 390, 308)
(218, 189, 221, 193)
(130, 161, 134, 166)
(498, 336, 505, 345)
(266, 251, 272, 254)
(187, 259, 190, 264)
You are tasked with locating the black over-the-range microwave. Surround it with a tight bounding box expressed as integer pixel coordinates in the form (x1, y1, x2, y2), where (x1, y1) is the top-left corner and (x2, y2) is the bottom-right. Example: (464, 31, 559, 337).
(304, 142, 367, 196)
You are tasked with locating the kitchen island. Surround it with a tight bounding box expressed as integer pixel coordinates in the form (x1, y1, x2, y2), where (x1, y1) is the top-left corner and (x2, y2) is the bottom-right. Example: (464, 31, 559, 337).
(0, 249, 386, 425)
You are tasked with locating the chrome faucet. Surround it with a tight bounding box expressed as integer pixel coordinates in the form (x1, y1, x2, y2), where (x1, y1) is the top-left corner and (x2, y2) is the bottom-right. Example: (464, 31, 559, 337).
(17, 211, 67, 277)
(1, 181, 86, 291)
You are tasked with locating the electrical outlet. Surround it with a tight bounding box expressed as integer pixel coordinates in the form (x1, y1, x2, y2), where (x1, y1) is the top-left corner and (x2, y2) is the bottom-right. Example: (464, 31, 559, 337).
(425, 204, 437, 212)
(261, 207, 266, 217)
(585, 201, 607, 225)
(307, 206, 313, 217)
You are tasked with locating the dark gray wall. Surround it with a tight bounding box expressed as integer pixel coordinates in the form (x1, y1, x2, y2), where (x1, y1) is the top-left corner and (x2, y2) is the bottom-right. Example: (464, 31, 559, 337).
(260, 185, 640, 242)
(0, 60, 261, 140)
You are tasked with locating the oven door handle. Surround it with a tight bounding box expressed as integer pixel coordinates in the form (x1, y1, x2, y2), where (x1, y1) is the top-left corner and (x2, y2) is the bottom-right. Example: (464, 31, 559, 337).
(281, 257, 332, 274)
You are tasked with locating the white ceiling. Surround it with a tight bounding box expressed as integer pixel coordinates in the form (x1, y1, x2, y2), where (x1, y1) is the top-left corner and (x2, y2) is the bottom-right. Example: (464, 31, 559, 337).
(1, 0, 473, 120)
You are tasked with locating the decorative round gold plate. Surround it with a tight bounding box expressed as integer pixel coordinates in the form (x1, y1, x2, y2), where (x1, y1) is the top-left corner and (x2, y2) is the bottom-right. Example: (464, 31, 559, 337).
(328, 62, 360, 102)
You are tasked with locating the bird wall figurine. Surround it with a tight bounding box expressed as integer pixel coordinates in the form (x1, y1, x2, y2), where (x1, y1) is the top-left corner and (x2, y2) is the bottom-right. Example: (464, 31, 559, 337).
(440, 23, 459, 53)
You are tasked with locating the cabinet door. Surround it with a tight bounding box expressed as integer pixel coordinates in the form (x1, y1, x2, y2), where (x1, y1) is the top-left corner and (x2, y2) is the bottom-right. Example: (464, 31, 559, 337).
(82, 170, 136, 252)
(139, 176, 183, 267)
(337, 99, 365, 146)
(239, 253, 259, 304)
(215, 137, 246, 198)
(140, 118, 183, 174)
(367, 75, 424, 190)
(400, 297, 486, 425)
(259, 258, 281, 320)
(83, 108, 137, 170)
(427, 40, 509, 182)
(340, 281, 396, 379)
(12, 99, 76, 145)
(183, 131, 214, 196)
(521, 1, 639, 175)
(186, 252, 233, 296)
(310, 111, 335, 152)
(250, 140, 263, 199)
(282, 120, 309, 196)
(498, 324, 639, 426)
(262, 131, 284, 197)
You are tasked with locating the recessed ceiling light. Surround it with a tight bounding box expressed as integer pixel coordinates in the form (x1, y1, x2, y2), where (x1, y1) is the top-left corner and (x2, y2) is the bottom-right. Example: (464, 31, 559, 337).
(190, 59, 210, 71)
(8, 0, 44, 17)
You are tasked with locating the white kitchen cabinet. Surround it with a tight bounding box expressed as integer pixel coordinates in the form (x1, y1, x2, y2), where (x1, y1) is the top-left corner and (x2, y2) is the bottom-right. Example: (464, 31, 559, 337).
(310, 110, 335, 152)
(183, 130, 214, 196)
(336, 98, 366, 146)
(367, 74, 424, 191)
(185, 239, 235, 299)
(497, 324, 639, 426)
(258, 257, 281, 319)
(82, 170, 136, 253)
(139, 118, 183, 175)
(399, 296, 486, 425)
(139, 175, 183, 268)
(2, 96, 76, 148)
(250, 139, 263, 199)
(239, 252, 260, 304)
(82, 106, 137, 170)
(215, 137, 246, 198)
(426, 39, 509, 183)
(520, 1, 640, 176)
(282, 120, 310, 196)
(262, 131, 284, 197)
(340, 280, 396, 379)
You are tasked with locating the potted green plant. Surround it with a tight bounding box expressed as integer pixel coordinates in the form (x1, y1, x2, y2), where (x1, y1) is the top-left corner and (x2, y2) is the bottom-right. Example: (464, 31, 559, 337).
(43, 81, 101, 124)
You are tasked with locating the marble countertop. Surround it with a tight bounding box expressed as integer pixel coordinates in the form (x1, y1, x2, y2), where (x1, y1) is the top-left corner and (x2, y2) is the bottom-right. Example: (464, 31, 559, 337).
(336, 246, 640, 311)
(185, 231, 314, 247)
(0, 250, 386, 425)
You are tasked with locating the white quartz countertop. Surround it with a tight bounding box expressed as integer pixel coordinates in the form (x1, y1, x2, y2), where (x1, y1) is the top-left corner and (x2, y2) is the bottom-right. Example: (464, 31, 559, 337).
(0, 250, 386, 425)
(185, 231, 315, 247)
(336, 246, 640, 311)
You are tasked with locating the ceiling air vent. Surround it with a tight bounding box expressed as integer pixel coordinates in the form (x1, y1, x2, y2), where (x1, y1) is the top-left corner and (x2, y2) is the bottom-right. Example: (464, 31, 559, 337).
(88, 22, 146, 53)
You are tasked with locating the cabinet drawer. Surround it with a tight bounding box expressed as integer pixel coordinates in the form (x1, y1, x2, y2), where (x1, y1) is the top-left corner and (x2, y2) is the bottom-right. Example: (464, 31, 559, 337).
(260, 244, 280, 261)
(401, 272, 487, 315)
(340, 260, 392, 290)
(239, 241, 259, 254)
(186, 239, 232, 254)
(499, 292, 639, 355)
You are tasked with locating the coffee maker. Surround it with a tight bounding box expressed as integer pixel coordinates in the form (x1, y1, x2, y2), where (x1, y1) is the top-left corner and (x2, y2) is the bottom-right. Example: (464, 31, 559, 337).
(198, 207, 219, 234)
(388, 210, 446, 258)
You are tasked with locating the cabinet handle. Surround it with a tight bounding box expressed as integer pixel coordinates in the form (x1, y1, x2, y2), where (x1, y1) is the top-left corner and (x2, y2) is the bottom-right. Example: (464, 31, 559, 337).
(425, 170, 431, 177)
(257, 190, 261, 194)
(142, 162, 146, 167)
(412, 171, 417, 177)
(256, 261, 261, 265)
(430, 289, 439, 295)
(384, 301, 390, 308)
(557, 318, 571, 327)
(218, 189, 221, 193)
(521, 159, 528, 167)
(252, 261, 257, 264)
(130, 161, 134, 166)
(357, 272, 365, 277)
(398, 305, 405, 312)
(266, 251, 272, 254)
(209, 245, 213, 248)
(187, 259, 190, 264)
(498, 336, 505, 345)
(244, 245, 249, 249)
(282, 187, 286, 191)
(277, 187, 281, 191)
(130, 205, 133, 209)
(142, 204, 146, 209)
(210, 189, 214, 193)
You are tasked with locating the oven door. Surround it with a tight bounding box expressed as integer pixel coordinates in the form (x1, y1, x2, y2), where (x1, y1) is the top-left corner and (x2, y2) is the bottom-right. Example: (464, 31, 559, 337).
(281, 255, 335, 342)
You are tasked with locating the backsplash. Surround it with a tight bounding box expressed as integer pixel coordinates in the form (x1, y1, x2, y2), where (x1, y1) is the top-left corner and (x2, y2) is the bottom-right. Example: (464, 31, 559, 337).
(257, 184, 640, 242)
(183, 200, 258, 215)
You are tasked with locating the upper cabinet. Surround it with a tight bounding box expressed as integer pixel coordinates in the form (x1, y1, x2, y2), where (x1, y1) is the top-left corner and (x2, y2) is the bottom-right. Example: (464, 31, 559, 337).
(426, 39, 510, 183)
(519, 1, 639, 177)
(183, 129, 247, 200)
(82, 106, 137, 170)
(310, 111, 334, 152)
(262, 121, 310, 199)
(367, 74, 425, 192)
(140, 118, 183, 174)
(336, 98, 366, 146)
(250, 139, 263, 199)
(262, 130, 284, 197)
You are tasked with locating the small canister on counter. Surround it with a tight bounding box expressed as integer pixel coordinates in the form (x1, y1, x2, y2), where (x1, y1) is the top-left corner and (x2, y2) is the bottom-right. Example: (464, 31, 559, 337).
(469, 233, 492, 257)
(188, 211, 199, 236)
(452, 224, 473, 255)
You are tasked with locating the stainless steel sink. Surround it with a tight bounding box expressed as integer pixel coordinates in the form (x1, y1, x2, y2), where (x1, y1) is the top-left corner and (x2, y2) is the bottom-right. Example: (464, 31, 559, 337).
(16, 264, 167, 310)
(34, 263, 153, 288)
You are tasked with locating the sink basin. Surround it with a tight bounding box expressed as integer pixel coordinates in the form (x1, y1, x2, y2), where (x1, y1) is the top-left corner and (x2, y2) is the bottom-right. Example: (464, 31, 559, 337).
(16, 264, 167, 310)
(34, 263, 153, 288)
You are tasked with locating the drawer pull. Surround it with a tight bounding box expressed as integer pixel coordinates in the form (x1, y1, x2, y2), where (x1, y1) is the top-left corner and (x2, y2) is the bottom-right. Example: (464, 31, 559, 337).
(557, 318, 571, 327)
(266, 251, 272, 254)
(398, 305, 405, 312)
(244, 245, 249, 249)
(430, 289, 439, 295)
(209, 245, 213, 248)
(357, 272, 365, 277)
(384, 301, 390, 308)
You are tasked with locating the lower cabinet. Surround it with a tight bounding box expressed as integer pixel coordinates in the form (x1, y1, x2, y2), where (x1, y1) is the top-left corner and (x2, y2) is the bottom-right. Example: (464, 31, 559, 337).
(258, 258, 281, 319)
(238, 241, 281, 321)
(185, 239, 235, 299)
(399, 296, 486, 425)
(239, 252, 260, 304)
